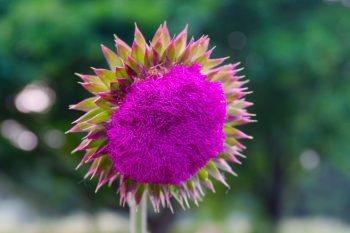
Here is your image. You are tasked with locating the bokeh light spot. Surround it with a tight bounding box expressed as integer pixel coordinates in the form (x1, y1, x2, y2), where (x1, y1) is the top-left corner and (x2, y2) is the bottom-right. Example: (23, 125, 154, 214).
(43, 129, 65, 149)
(228, 31, 247, 50)
(14, 83, 55, 113)
(300, 149, 320, 171)
(0, 119, 38, 151)
(17, 131, 38, 151)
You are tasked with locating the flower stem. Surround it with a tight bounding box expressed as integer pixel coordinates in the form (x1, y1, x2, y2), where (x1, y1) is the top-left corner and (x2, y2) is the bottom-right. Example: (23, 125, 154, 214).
(129, 193, 147, 233)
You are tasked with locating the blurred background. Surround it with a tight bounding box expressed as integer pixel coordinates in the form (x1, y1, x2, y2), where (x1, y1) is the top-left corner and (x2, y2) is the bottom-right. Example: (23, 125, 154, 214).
(0, 0, 350, 232)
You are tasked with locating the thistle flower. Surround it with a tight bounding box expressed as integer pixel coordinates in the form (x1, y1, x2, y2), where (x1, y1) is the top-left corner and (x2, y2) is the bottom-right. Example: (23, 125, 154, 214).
(68, 23, 254, 212)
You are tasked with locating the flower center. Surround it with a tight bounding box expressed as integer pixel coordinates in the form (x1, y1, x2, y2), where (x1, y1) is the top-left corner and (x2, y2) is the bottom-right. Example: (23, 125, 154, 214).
(106, 64, 227, 185)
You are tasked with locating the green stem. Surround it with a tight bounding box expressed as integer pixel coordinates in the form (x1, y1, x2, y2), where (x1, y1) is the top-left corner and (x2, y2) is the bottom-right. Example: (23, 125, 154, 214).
(129, 193, 147, 233)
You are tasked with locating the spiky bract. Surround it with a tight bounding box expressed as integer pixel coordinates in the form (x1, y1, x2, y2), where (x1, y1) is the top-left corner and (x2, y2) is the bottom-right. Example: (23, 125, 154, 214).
(68, 23, 254, 212)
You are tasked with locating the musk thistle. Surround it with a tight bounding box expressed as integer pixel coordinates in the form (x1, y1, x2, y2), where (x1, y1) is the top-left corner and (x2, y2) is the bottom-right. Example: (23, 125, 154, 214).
(68, 23, 254, 212)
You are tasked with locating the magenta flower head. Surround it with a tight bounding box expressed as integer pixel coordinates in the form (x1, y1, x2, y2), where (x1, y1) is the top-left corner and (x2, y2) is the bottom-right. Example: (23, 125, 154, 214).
(68, 23, 254, 212)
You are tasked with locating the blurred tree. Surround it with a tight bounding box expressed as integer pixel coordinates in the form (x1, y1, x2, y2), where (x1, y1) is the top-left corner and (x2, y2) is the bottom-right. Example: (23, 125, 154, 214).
(1, 0, 350, 233)
(204, 0, 350, 231)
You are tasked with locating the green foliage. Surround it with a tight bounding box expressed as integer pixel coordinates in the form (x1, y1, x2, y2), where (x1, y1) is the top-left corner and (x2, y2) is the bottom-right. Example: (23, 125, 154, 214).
(1, 0, 350, 232)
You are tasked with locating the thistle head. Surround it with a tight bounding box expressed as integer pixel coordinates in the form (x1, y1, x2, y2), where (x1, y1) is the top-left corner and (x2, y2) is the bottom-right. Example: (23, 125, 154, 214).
(68, 23, 254, 212)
